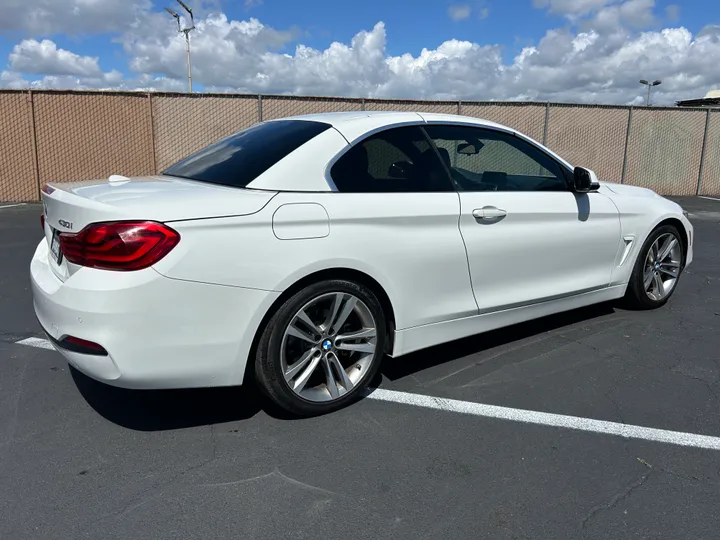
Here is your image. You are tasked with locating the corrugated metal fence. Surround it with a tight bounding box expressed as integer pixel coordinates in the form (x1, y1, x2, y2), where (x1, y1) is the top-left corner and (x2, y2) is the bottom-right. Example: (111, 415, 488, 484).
(1, 89, 718, 201)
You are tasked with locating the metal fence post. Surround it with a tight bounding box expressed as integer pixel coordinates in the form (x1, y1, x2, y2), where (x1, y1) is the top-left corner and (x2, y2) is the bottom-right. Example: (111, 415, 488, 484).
(621, 106, 634, 184)
(458, 100, 462, 116)
(147, 92, 157, 174)
(542, 102, 550, 145)
(361, 98, 365, 111)
(696, 109, 712, 195)
(258, 95, 263, 122)
(26, 90, 41, 199)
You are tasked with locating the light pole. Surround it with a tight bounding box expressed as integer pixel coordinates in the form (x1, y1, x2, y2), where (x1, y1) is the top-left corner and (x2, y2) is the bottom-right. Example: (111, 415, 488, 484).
(165, 0, 195, 93)
(639, 79, 661, 106)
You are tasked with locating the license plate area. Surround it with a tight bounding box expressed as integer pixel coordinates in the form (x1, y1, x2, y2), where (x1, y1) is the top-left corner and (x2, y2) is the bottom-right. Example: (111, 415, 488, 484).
(50, 227, 63, 265)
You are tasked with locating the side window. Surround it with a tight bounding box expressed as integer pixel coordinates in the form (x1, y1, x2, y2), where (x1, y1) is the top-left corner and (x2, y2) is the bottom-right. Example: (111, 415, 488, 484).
(164, 120, 331, 188)
(330, 126, 452, 193)
(423, 125, 568, 192)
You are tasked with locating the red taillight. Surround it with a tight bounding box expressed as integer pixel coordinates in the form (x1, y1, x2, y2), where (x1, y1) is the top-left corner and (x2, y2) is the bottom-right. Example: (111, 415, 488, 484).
(59, 221, 180, 271)
(42, 184, 55, 195)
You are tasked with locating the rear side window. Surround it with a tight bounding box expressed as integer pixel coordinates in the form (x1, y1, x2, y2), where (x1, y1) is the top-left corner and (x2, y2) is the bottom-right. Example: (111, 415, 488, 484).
(163, 120, 331, 188)
(330, 126, 453, 193)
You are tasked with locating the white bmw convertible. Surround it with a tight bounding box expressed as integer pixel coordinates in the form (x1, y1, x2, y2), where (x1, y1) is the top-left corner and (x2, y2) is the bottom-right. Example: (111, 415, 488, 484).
(31, 111, 693, 415)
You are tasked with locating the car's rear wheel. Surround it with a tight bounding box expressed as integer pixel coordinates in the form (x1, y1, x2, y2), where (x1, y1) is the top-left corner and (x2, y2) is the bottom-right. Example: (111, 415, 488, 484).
(254, 279, 386, 416)
(625, 225, 685, 309)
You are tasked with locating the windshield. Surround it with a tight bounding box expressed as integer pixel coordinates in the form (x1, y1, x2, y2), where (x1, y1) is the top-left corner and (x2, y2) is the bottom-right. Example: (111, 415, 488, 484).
(163, 120, 331, 188)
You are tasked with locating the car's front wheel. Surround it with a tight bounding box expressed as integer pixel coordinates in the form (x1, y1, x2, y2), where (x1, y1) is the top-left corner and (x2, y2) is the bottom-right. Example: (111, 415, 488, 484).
(254, 279, 386, 416)
(625, 224, 685, 309)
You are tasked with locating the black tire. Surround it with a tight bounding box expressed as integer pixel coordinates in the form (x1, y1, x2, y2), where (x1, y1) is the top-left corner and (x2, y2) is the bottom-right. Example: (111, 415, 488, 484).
(254, 279, 386, 417)
(624, 224, 685, 310)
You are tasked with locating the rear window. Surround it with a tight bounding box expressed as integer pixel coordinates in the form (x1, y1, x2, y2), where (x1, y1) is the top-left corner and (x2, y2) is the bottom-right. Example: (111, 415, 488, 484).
(163, 120, 331, 188)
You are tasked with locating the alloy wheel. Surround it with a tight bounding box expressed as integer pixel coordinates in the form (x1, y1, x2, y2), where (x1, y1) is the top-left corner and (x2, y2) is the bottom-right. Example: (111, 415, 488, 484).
(643, 232, 682, 301)
(280, 292, 377, 402)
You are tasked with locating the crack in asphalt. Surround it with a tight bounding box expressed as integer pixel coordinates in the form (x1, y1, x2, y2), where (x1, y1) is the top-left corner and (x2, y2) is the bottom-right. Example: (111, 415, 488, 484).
(1, 361, 28, 451)
(581, 460, 653, 538)
(603, 391, 626, 425)
(75, 424, 220, 536)
(657, 465, 717, 486)
(578, 455, 717, 539)
(669, 364, 720, 403)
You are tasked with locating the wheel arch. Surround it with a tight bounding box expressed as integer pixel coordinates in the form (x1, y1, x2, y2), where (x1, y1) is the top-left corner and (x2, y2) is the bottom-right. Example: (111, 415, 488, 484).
(244, 267, 397, 383)
(612, 212, 690, 296)
(653, 217, 689, 260)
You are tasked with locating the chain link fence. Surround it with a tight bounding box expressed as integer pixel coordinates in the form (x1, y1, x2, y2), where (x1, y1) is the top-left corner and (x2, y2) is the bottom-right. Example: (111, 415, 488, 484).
(462, 102, 547, 144)
(365, 99, 458, 115)
(32, 91, 155, 187)
(699, 110, 720, 196)
(151, 93, 258, 171)
(546, 104, 630, 184)
(261, 95, 362, 121)
(0, 92, 39, 202)
(1, 89, 717, 202)
(624, 107, 707, 196)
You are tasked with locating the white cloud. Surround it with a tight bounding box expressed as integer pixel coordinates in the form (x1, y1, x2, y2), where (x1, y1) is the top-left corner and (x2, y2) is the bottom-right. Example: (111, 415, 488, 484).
(0, 0, 152, 36)
(0, 70, 29, 89)
(2, 36, 184, 91)
(536, 0, 657, 30)
(698, 25, 720, 39)
(117, 12, 720, 104)
(123, 14, 299, 86)
(448, 3, 489, 22)
(2, 7, 719, 106)
(590, 0, 656, 31)
(665, 4, 680, 22)
(532, 0, 614, 17)
(1, 69, 187, 92)
(618, 0, 655, 27)
(9, 39, 103, 76)
(448, 5, 472, 21)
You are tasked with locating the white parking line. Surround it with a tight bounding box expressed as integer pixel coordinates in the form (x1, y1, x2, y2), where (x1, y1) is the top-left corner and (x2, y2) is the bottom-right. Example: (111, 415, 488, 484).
(15, 337, 55, 351)
(365, 388, 720, 451)
(0, 203, 27, 209)
(14, 336, 720, 451)
(699, 196, 720, 202)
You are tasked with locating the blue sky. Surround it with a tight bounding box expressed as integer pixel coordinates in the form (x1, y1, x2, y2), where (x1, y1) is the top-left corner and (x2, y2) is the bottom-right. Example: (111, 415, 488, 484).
(1, 0, 718, 104)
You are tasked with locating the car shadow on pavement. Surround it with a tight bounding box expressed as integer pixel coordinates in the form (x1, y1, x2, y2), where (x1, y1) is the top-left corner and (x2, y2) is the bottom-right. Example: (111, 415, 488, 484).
(71, 302, 616, 429)
(70, 367, 266, 430)
(378, 301, 616, 383)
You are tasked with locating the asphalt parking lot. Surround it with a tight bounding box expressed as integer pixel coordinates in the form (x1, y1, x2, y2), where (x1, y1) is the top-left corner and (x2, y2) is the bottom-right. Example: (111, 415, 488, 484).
(2, 197, 720, 540)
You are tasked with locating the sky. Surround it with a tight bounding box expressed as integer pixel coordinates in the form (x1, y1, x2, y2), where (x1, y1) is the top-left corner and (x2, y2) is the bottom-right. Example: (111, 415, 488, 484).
(0, 0, 718, 105)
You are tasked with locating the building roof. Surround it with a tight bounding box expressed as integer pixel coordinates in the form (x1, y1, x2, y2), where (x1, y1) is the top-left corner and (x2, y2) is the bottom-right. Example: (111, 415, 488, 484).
(677, 89, 720, 108)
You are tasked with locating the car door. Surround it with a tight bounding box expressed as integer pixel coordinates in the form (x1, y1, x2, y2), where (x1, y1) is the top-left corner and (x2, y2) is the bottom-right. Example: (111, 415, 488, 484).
(321, 124, 479, 330)
(423, 123, 621, 313)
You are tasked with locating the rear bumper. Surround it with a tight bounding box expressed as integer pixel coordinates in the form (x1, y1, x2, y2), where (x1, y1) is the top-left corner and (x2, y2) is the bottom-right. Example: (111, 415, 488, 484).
(30, 240, 279, 389)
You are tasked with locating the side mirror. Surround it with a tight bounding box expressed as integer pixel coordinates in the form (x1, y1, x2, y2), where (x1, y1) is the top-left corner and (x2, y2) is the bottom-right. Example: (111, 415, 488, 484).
(573, 167, 600, 193)
(388, 161, 413, 179)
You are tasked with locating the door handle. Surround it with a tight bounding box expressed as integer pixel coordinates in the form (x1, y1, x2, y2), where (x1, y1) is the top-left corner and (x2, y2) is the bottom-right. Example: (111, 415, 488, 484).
(472, 206, 507, 220)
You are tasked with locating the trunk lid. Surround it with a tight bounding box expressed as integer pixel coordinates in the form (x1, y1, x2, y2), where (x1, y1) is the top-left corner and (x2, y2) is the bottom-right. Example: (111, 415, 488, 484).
(41, 174, 277, 281)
